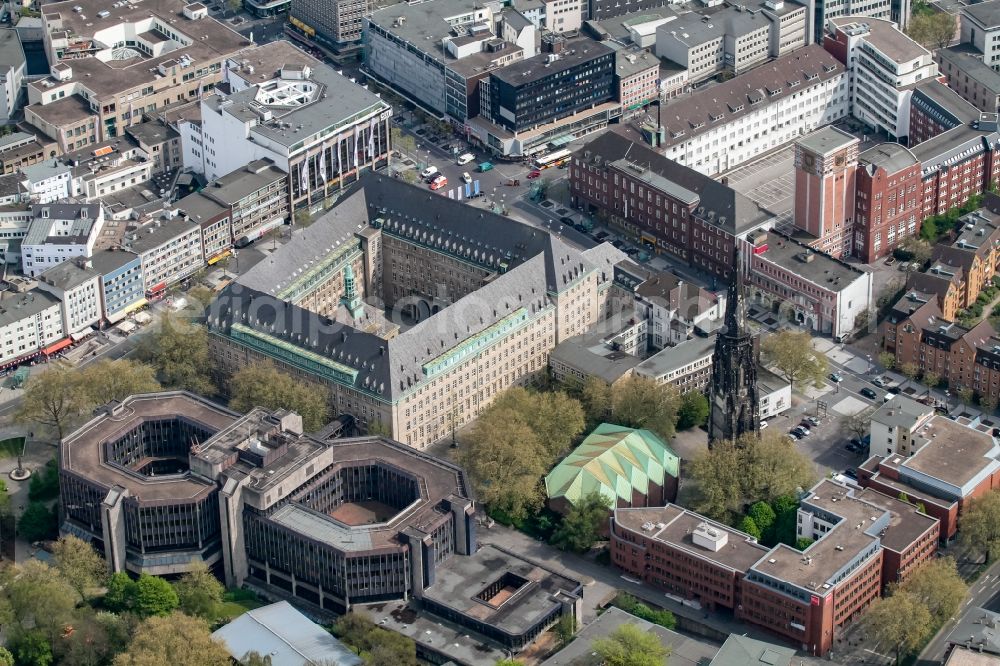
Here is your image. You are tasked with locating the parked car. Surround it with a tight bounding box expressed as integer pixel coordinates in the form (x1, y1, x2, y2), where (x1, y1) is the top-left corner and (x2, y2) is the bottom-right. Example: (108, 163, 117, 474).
(887, 385, 901, 394)
(457, 152, 475, 165)
(429, 176, 448, 190)
(884, 256, 896, 266)
(461, 172, 472, 184)
(787, 431, 800, 440)
(759, 420, 769, 429)
(558, 216, 574, 226)
(828, 372, 844, 383)
(871, 377, 887, 387)
(527, 170, 542, 179)
(859, 387, 878, 399)
(594, 231, 610, 241)
(791, 426, 810, 437)
(805, 416, 821, 426)
(420, 165, 439, 180)
(844, 468, 858, 479)
(846, 442, 860, 452)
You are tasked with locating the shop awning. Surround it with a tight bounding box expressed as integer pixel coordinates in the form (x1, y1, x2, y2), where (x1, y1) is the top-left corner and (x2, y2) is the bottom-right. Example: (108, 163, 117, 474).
(147, 282, 167, 294)
(207, 249, 231, 266)
(117, 320, 137, 334)
(1, 352, 39, 371)
(43, 338, 73, 355)
(116, 298, 148, 318)
(550, 135, 574, 147)
(70, 329, 94, 342)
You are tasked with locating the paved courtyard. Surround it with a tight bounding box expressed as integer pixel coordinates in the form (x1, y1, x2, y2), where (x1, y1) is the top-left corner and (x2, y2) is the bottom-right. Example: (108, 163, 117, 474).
(721, 146, 795, 229)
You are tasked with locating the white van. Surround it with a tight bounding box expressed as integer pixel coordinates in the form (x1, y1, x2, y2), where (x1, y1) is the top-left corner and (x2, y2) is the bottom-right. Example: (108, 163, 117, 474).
(456, 153, 475, 165)
(420, 165, 439, 180)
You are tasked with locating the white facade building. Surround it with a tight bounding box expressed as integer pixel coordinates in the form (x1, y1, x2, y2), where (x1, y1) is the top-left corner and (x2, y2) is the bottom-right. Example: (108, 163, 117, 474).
(759, 367, 792, 419)
(20, 160, 72, 204)
(0, 208, 33, 265)
(634, 334, 716, 392)
(868, 394, 934, 458)
(656, 45, 848, 177)
(72, 158, 153, 203)
(961, 1, 1000, 70)
(0, 29, 25, 125)
(181, 43, 390, 210)
(828, 17, 938, 141)
(35, 258, 102, 335)
(21, 203, 105, 277)
(0, 287, 64, 366)
(125, 217, 203, 299)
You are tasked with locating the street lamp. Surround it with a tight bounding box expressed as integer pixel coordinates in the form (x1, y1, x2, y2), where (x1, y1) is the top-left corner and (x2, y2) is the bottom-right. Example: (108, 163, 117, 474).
(866, 354, 872, 373)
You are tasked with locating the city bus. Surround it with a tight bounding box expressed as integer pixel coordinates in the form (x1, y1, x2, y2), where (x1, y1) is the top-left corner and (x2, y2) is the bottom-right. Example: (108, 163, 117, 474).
(533, 148, 572, 170)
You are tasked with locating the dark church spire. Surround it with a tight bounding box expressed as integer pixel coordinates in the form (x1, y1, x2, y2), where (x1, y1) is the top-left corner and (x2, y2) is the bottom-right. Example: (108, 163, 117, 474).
(708, 245, 761, 444)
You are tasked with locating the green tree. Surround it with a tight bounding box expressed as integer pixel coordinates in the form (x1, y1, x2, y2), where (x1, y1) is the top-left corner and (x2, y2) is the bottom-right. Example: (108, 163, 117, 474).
(15, 365, 87, 439)
(229, 363, 331, 432)
(898, 237, 934, 266)
(906, 10, 955, 48)
(104, 572, 136, 613)
(958, 387, 975, 405)
(609, 376, 680, 440)
(0, 647, 13, 666)
(748, 501, 776, 538)
(960, 490, 1000, 563)
(17, 501, 57, 542)
(676, 391, 709, 430)
(846, 406, 877, 441)
(458, 407, 546, 522)
(332, 612, 418, 666)
(390, 127, 416, 153)
(555, 613, 576, 645)
(173, 561, 224, 619)
(239, 653, 273, 666)
(580, 377, 612, 426)
(896, 557, 966, 625)
(491, 387, 585, 461)
(80, 359, 160, 406)
(592, 623, 669, 666)
(761, 330, 828, 388)
(225, 0, 242, 16)
(689, 431, 816, 523)
(900, 362, 919, 381)
(10, 631, 53, 666)
(133, 574, 179, 618)
(137, 313, 215, 394)
(795, 537, 814, 550)
(860, 592, 932, 666)
(738, 515, 761, 540)
(52, 534, 108, 602)
(27, 458, 59, 501)
(113, 613, 231, 666)
(923, 371, 941, 388)
(400, 170, 419, 185)
(551, 491, 613, 553)
(3, 560, 77, 645)
(982, 393, 1000, 415)
(878, 352, 896, 370)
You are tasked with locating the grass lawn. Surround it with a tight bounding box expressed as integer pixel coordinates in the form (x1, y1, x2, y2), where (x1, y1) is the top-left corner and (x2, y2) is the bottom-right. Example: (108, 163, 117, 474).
(0, 437, 24, 458)
(213, 589, 265, 621)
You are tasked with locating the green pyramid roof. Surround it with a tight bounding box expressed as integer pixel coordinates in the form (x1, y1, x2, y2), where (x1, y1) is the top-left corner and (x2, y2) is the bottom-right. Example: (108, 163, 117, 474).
(544, 423, 680, 508)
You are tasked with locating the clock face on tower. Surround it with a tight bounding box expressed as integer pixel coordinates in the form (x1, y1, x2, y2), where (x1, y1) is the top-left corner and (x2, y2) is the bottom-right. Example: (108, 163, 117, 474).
(835, 154, 846, 166)
(803, 153, 815, 169)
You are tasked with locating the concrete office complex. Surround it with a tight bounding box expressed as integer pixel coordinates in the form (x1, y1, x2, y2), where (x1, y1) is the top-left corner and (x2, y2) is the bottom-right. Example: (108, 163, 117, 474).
(612, 477, 937, 656)
(962, 1, 1000, 70)
(207, 174, 619, 449)
(479, 37, 614, 133)
(27, 0, 250, 151)
(655, 0, 808, 85)
(808, 0, 905, 44)
(793, 126, 859, 258)
(123, 216, 203, 300)
(860, 415, 1000, 542)
(182, 41, 390, 210)
(936, 44, 1000, 115)
(0, 29, 26, 125)
(60, 392, 581, 651)
(290, 0, 379, 53)
(364, 0, 526, 121)
(570, 131, 774, 280)
(652, 45, 847, 177)
(825, 17, 937, 142)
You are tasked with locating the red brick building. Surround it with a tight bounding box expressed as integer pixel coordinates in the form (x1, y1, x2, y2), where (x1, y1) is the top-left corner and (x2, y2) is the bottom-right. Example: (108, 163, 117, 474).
(912, 119, 1000, 219)
(854, 143, 923, 263)
(611, 480, 938, 656)
(909, 79, 981, 147)
(570, 130, 773, 281)
(792, 126, 859, 258)
(859, 415, 1000, 542)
